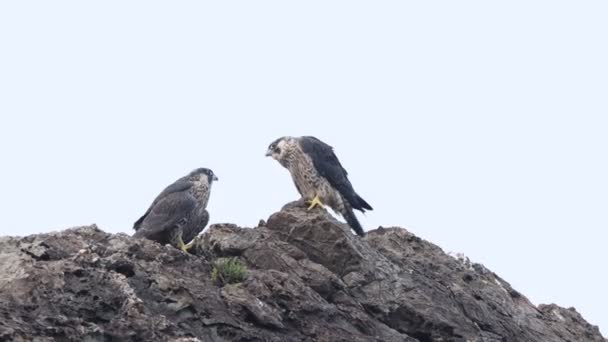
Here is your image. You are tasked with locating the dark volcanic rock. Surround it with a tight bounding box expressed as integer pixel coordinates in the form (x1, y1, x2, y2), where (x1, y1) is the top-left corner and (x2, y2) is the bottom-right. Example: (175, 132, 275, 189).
(0, 201, 605, 342)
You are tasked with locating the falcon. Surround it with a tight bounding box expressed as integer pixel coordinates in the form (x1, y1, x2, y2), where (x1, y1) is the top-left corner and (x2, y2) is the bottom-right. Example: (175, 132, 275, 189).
(266, 136, 372, 236)
(133, 168, 218, 252)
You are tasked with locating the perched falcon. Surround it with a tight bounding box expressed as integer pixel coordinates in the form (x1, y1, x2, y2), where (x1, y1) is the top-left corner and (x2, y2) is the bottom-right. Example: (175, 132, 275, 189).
(133, 168, 218, 252)
(266, 136, 372, 236)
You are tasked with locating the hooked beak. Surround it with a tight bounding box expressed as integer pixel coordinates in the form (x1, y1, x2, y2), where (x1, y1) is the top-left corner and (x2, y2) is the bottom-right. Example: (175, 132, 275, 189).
(213, 175, 219, 181)
(265, 149, 273, 157)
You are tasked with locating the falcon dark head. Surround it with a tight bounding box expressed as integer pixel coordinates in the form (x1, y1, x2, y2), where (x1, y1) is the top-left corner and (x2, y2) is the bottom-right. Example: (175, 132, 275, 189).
(187, 168, 219, 183)
(265, 136, 297, 162)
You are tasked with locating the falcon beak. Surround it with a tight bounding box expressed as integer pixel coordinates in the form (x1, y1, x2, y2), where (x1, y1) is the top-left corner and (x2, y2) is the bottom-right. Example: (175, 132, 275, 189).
(265, 149, 273, 157)
(213, 175, 219, 181)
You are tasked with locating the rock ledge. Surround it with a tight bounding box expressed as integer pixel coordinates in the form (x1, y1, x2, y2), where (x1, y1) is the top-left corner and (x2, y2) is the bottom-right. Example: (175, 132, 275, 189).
(0, 202, 605, 341)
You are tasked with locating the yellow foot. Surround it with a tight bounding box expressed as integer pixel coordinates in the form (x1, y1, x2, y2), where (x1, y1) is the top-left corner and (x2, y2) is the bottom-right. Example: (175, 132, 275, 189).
(177, 235, 195, 253)
(180, 241, 195, 253)
(306, 195, 324, 210)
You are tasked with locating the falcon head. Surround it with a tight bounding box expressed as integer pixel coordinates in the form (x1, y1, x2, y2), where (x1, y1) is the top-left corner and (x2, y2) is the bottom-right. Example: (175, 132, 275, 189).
(265, 136, 297, 161)
(187, 168, 219, 184)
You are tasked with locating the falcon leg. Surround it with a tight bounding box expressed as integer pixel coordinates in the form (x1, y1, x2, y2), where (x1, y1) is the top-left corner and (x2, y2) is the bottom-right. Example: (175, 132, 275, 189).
(306, 195, 325, 210)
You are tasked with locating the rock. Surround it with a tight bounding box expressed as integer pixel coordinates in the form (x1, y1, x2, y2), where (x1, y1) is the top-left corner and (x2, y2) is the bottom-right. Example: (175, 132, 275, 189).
(0, 202, 605, 342)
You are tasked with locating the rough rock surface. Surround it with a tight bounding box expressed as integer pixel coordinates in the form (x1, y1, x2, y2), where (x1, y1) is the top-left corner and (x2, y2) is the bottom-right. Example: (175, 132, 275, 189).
(0, 201, 605, 342)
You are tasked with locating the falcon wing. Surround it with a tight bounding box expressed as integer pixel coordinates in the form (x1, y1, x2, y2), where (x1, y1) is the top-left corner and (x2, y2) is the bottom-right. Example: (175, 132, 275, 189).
(134, 180, 191, 230)
(182, 209, 209, 244)
(299, 136, 372, 212)
(132, 190, 197, 239)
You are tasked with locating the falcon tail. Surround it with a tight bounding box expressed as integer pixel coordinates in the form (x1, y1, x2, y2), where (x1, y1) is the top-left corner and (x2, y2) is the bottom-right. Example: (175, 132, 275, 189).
(132, 228, 145, 238)
(133, 215, 146, 231)
(342, 207, 366, 237)
(354, 194, 373, 212)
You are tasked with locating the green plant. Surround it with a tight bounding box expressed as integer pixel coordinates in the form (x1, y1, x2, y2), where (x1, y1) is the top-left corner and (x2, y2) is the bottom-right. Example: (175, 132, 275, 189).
(211, 257, 248, 286)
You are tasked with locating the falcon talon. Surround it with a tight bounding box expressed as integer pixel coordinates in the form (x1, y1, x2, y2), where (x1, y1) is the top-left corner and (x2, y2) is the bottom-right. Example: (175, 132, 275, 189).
(181, 241, 195, 253)
(306, 196, 324, 210)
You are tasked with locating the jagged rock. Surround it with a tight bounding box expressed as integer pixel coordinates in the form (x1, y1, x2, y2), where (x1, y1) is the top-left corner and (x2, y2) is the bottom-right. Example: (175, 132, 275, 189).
(0, 201, 604, 342)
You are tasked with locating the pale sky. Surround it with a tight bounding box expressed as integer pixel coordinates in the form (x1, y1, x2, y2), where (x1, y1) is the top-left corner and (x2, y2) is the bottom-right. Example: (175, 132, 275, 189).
(0, 1, 606, 335)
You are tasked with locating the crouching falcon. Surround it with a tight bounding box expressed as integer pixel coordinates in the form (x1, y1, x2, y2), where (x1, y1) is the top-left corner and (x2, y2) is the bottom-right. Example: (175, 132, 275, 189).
(266, 136, 372, 236)
(133, 168, 218, 252)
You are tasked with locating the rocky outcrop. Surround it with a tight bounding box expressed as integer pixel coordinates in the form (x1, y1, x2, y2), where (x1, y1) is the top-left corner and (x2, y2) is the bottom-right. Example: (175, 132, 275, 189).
(0, 201, 604, 342)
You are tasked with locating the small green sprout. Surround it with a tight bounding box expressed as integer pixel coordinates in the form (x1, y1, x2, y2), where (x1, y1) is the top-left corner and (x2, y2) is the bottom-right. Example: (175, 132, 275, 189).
(211, 257, 248, 286)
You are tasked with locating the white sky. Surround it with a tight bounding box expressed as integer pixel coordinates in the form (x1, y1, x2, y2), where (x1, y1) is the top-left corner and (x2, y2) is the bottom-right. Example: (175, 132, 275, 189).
(1, 1, 606, 336)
